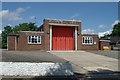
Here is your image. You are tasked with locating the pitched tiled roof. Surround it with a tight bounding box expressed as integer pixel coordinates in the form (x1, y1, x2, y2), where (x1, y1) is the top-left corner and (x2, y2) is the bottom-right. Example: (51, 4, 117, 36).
(110, 37, 120, 44)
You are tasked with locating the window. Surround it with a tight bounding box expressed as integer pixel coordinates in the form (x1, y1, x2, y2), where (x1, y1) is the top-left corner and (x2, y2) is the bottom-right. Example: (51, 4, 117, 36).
(28, 36, 41, 44)
(82, 36, 93, 44)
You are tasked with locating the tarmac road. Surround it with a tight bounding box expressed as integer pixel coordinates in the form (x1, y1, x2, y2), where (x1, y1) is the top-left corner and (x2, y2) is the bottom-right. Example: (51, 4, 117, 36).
(87, 50, 119, 59)
(1, 50, 67, 62)
(1, 50, 119, 80)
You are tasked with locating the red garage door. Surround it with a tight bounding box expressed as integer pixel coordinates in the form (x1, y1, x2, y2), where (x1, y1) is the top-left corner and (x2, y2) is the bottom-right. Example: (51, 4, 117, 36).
(52, 26, 74, 50)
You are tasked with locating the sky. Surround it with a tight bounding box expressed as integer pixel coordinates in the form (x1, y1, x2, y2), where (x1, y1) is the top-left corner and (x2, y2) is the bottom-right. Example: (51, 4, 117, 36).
(1, 2, 119, 37)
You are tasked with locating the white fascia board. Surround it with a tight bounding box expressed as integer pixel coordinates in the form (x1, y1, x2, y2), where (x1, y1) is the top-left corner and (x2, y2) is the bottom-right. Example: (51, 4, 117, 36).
(49, 23, 79, 27)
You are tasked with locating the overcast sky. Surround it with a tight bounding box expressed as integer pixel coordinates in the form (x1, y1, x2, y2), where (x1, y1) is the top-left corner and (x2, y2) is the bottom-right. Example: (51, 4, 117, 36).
(1, 2, 119, 37)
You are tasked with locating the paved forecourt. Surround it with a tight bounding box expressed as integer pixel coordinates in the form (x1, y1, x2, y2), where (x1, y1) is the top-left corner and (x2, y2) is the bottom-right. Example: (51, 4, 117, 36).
(49, 50, 119, 74)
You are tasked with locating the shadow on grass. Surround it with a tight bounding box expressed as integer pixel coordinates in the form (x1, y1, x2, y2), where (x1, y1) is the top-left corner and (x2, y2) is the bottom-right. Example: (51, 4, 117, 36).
(1, 71, 119, 80)
(84, 69, 120, 80)
(32, 69, 120, 80)
(1, 65, 120, 80)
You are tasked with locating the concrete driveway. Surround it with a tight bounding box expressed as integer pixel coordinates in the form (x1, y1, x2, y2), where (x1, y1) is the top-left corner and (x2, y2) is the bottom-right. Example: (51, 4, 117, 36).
(1, 50, 119, 74)
(50, 51, 119, 74)
(1, 50, 67, 62)
(87, 50, 119, 59)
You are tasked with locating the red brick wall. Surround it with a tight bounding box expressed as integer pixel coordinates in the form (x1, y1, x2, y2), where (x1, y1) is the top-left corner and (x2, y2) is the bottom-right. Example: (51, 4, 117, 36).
(77, 23, 81, 50)
(99, 41, 110, 50)
(78, 34, 99, 50)
(8, 19, 100, 51)
(8, 36, 16, 50)
(43, 20, 50, 51)
(43, 19, 81, 50)
(17, 32, 45, 51)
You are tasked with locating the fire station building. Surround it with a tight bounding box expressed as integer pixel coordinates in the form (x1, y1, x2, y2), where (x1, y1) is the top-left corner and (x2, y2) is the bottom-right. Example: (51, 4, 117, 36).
(8, 19, 100, 51)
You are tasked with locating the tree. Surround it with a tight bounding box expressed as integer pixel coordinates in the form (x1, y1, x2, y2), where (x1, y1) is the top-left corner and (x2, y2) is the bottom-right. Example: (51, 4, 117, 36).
(111, 22, 120, 37)
(2, 22, 38, 49)
(2, 25, 13, 48)
(13, 22, 37, 34)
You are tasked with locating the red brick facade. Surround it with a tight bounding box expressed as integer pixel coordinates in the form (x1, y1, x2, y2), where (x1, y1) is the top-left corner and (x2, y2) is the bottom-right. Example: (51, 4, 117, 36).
(79, 34, 99, 50)
(99, 41, 110, 50)
(8, 19, 102, 51)
(17, 31, 45, 51)
(43, 19, 81, 51)
(8, 35, 17, 50)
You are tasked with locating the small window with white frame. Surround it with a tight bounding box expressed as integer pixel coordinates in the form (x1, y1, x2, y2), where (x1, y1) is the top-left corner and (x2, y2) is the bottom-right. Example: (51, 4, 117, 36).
(28, 36, 41, 44)
(82, 36, 93, 44)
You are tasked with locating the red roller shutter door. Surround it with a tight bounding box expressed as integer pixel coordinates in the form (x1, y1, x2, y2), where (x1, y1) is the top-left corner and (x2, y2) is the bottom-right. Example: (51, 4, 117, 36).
(52, 26, 74, 50)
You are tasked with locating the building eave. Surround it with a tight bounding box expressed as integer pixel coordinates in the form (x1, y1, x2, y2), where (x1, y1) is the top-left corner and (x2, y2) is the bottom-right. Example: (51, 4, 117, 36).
(49, 23, 79, 26)
(18, 31, 44, 33)
(99, 40, 111, 42)
(45, 18, 81, 22)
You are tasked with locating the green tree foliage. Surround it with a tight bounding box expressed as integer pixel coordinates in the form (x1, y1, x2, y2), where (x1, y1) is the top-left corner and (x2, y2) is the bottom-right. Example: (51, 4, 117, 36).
(2, 25, 13, 48)
(13, 23, 37, 34)
(111, 22, 120, 37)
(2, 22, 38, 49)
